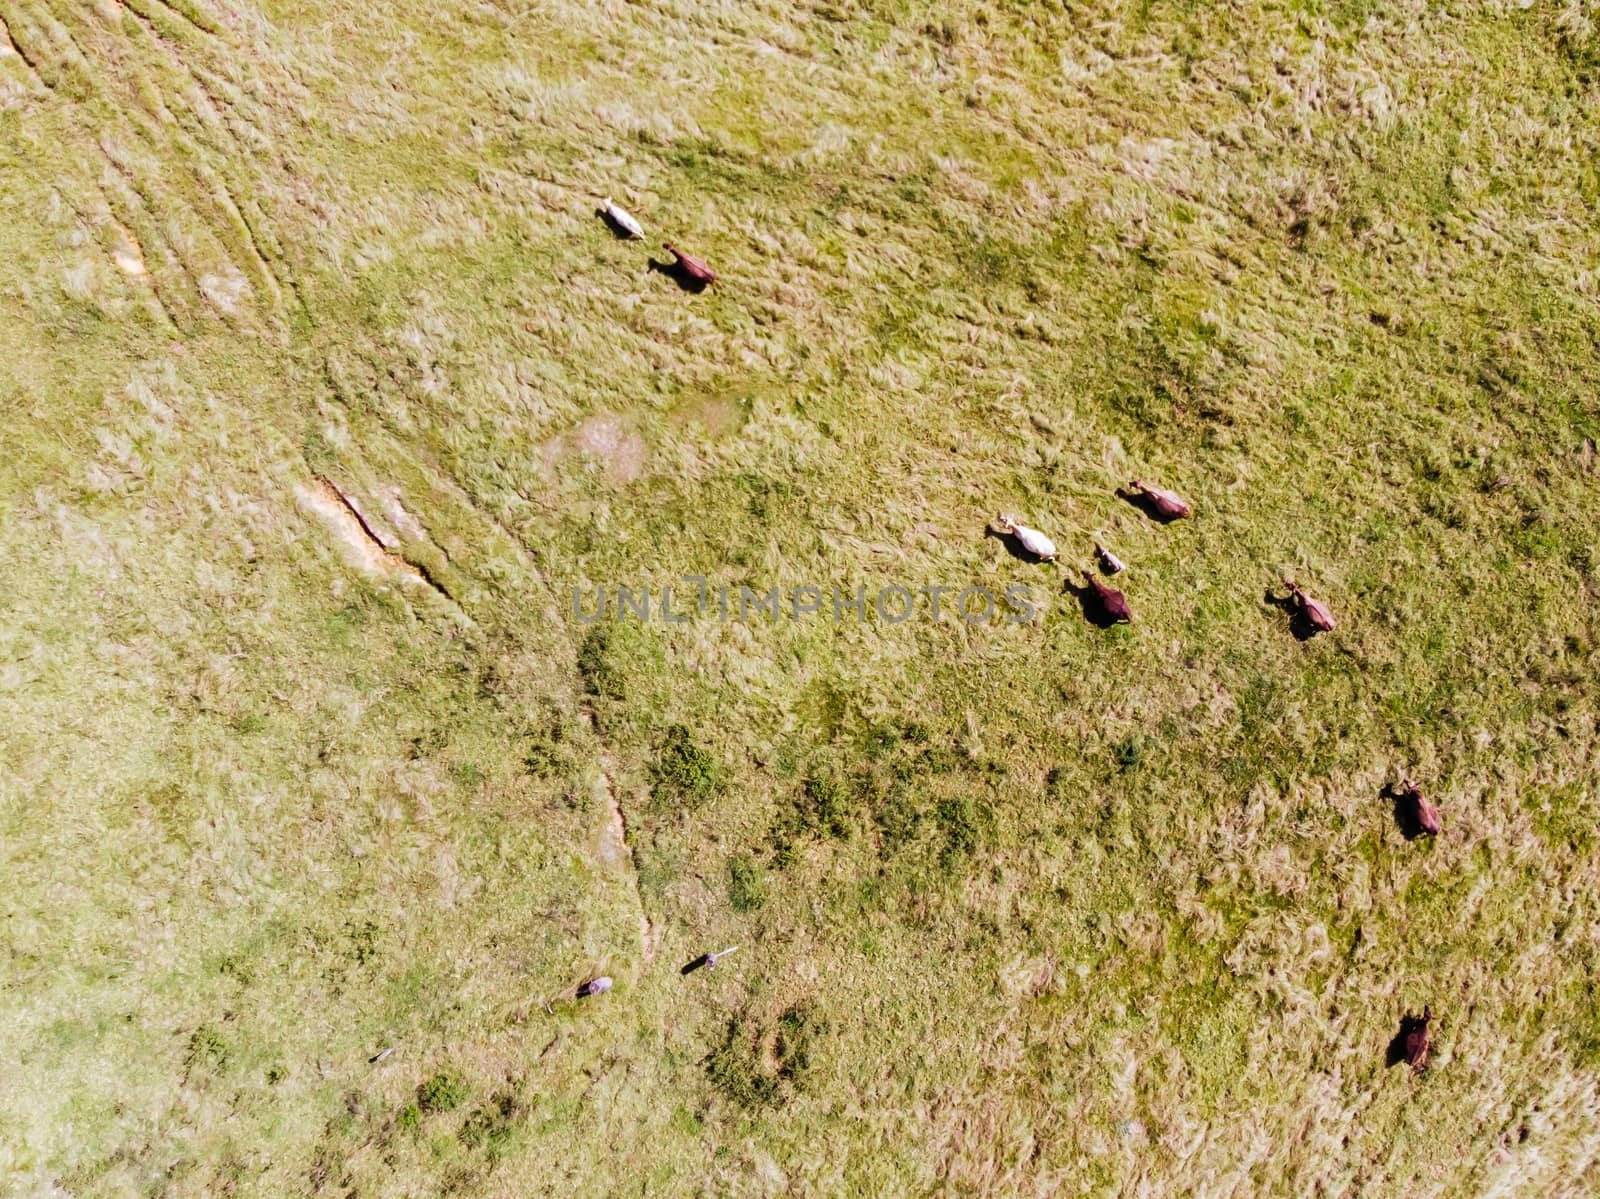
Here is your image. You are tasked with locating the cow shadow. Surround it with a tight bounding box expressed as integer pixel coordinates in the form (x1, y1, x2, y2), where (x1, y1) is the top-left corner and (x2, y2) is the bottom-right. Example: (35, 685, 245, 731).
(1382, 782, 1431, 841)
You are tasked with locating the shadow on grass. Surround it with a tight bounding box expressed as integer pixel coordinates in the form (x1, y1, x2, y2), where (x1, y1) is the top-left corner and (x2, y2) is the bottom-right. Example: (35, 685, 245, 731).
(1264, 587, 1320, 641)
(648, 256, 710, 294)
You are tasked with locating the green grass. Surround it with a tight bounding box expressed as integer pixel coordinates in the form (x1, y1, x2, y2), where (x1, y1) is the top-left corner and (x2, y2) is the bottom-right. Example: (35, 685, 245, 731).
(2, 0, 1599, 1194)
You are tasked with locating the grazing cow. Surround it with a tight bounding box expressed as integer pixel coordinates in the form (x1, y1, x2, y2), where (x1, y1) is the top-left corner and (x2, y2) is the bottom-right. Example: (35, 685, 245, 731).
(1401, 778, 1442, 835)
(1129, 479, 1192, 520)
(1404, 1005, 1432, 1070)
(600, 198, 644, 239)
(1288, 581, 1336, 632)
(1095, 543, 1127, 574)
(1082, 570, 1132, 624)
(995, 514, 1058, 562)
(663, 242, 716, 286)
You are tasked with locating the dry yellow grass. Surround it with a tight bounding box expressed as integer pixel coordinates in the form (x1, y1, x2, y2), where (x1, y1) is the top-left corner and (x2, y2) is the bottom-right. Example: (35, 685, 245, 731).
(2, 0, 1599, 1195)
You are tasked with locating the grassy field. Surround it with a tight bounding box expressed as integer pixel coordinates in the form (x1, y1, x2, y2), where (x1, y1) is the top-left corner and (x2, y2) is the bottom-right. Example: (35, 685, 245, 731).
(3, 0, 1599, 1194)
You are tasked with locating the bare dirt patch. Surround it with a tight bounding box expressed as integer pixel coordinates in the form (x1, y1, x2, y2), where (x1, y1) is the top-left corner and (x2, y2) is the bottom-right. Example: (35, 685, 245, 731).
(669, 388, 754, 440)
(545, 412, 647, 484)
(296, 478, 433, 590)
(110, 226, 147, 276)
(597, 770, 656, 965)
(376, 482, 428, 542)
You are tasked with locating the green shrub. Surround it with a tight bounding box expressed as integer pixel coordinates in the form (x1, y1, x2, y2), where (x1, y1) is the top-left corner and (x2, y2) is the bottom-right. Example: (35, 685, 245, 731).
(458, 1092, 523, 1159)
(449, 761, 483, 788)
(775, 1002, 828, 1086)
(706, 1018, 780, 1111)
(1113, 734, 1153, 773)
(728, 855, 767, 912)
(770, 828, 797, 869)
(418, 1072, 470, 1114)
(576, 627, 623, 699)
(705, 1004, 827, 1111)
(652, 725, 720, 808)
(804, 775, 852, 838)
(346, 919, 380, 966)
(862, 722, 901, 758)
(935, 795, 980, 865)
(184, 1025, 229, 1075)
(523, 715, 576, 779)
(874, 789, 921, 857)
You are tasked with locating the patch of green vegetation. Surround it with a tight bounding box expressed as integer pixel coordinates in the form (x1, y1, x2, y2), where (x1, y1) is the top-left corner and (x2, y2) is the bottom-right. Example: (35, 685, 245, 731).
(705, 1003, 826, 1112)
(774, 1002, 828, 1087)
(1526, 784, 1598, 855)
(184, 1026, 230, 1077)
(802, 775, 854, 839)
(523, 714, 577, 779)
(727, 855, 767, 913)
(934, 795, 981, 867)
(734, 471, 794, 522)
(449, 761, 484, 788)
(346, 920, 381, 967)
(873, 787, 922, 856)
(419, 1073, 470, 1114)
(576, 626, 624, 700)
(862, 721, 901, 758)
(652, 725, 721, 809)
(458, 1091, 525, 1161)
(706, 1017, 782, 1112)
(216, 953, 255, 986)
(1112, 733, 1155, 774)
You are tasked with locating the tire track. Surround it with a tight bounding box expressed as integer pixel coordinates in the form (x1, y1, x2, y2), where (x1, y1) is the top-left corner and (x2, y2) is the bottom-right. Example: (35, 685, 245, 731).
(9, 0, 300, 329)
(44, 172, 184, 330)
(111, 1, 292, 317)
(36, 1, 105, 100)
(2, 6, 79, 94)
(94, 141, 207, 328)
(136, 0, 223, 40)
(0, 13, 48, 91)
